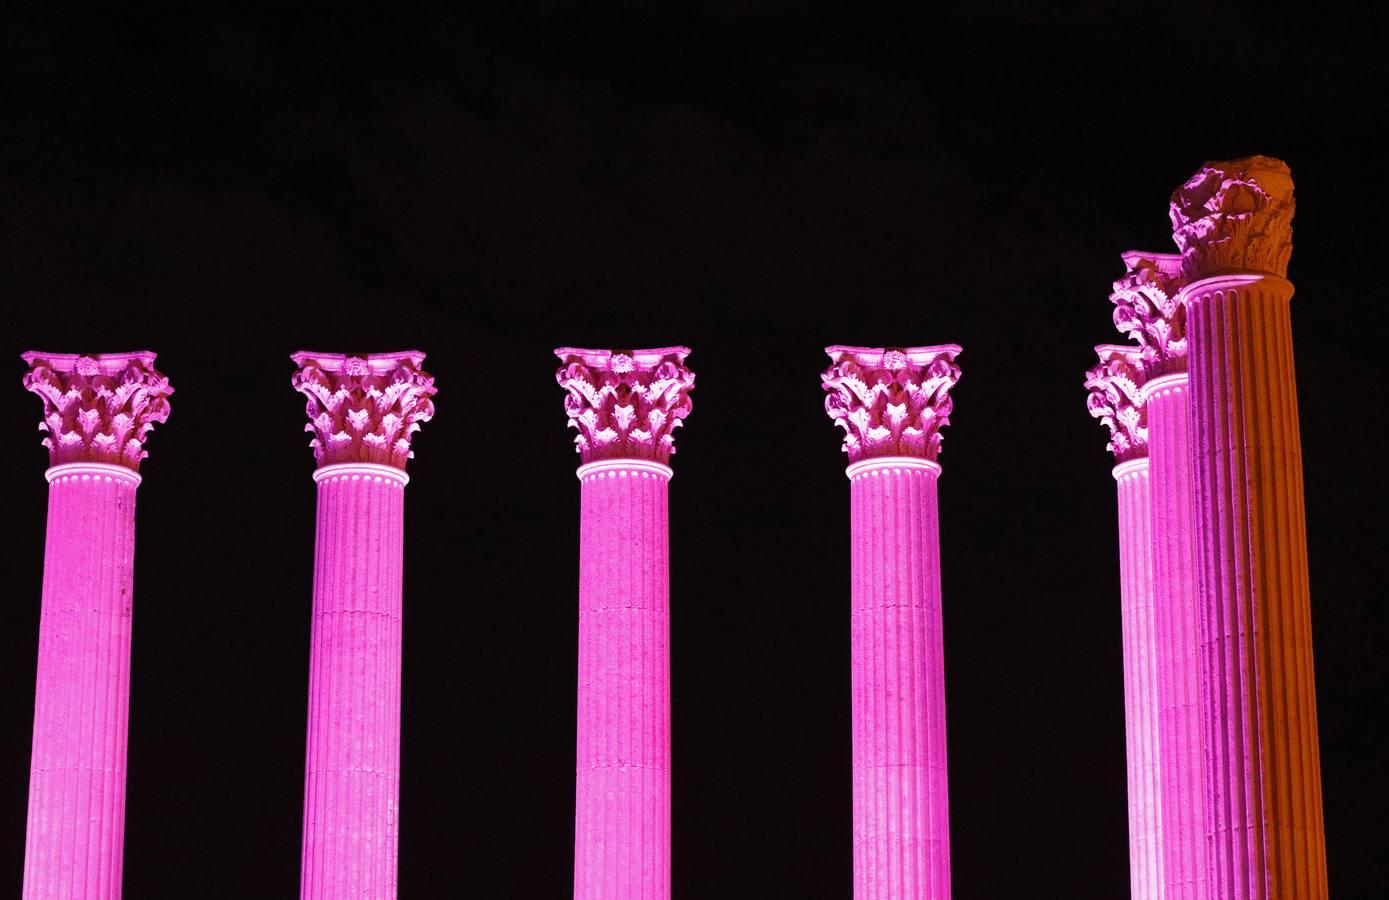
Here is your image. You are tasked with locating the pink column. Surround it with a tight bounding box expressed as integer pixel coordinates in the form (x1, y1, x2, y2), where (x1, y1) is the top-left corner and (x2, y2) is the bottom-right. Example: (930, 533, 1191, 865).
(555, 347, 695, 900)
(19, 351, 174, 900)
(1085, 346, 1162, 900)
(1170, 157, 1327, 898)
(822, 345, 961, 900)
(1111, 251, 1208, 899)
(291, 351, 437, 900)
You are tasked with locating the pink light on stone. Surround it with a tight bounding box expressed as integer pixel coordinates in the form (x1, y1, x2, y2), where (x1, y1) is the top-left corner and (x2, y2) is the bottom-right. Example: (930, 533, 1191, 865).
(1170, 157, 1327, 898)
(1085, 344, 1163, 900)
(822, 344, 960, 900)
(556, 347, 694, 900)
(1111, 251, 1208, 899)
(20, 350, 173, 900)
(292, 350, 436, 900)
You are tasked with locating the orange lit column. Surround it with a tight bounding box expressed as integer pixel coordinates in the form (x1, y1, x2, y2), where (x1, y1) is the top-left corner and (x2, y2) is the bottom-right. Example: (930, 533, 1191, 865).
(1170, 157, 1327, 898)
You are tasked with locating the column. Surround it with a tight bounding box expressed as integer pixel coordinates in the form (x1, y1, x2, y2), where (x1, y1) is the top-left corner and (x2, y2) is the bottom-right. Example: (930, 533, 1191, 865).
(1111, 251, 1208, 899)
(1085, 345, 1162, 900)
(822, 345, 961, 900)
(555, 347, 696, 900)
(19, 351, 174, 900)
(292, 351, 437, 900)
(1170, 156, 1327, 898)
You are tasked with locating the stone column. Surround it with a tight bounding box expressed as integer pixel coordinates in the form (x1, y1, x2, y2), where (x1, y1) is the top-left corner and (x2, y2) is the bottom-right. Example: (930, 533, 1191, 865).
(1111, 251, 1208, 899)
(822, 345, 961, 900)
(555, 347, 696, 900)
(1085, 345, 1163, 900)
(291, 351, 437, 900)
(1170, 157, 1327, 898)
(19, 351, 173, 900)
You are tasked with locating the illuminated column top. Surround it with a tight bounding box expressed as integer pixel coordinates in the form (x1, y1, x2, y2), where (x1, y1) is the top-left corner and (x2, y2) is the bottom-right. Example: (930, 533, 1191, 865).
(1170, 154, 1294, 282)
(290, 350, 437, 479)
(1084, 344, 1147, 468)
(821, 344, 962, 472)
(1110, 251, 1188, 384)
(21, 350, 174, 475)
(555, 346, 695, 474)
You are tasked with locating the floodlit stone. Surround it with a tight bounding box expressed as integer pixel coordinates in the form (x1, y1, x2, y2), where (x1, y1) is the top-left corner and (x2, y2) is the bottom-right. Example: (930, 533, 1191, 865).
(556, 346, 695, 900)
(19, 350, 174, 900)
(824, 344, 961, 900)
(1086, 343, 1164, 900)
(1109, 250, 1210, 900)
(1173, 158, 1327, 899)
(292, 350, 436, 900)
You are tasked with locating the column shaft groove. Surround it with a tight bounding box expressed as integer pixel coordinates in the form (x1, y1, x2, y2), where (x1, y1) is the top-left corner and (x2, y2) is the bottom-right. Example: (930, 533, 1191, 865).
(24, 472, 138, 900)
(300, 472, 406, 900)
(575, 468, 671, 900)
(850, 466, 949, 900)
(1188, 281, 1327, 899)
(1148, 382, 1207, 898)
(1114, 464, 1163, 900)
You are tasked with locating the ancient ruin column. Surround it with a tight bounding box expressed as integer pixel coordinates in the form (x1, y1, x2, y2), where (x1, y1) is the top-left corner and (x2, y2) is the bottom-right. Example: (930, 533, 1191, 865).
(555, 347, 696, 900)
(19, 351, 174, 900)
(1111, 251, 1208, 899)
(1085, 345, 1162, 900)
(1170, 157, 1327, 898)
(292, 351, 437, 900)
(821, 345, 962, 900)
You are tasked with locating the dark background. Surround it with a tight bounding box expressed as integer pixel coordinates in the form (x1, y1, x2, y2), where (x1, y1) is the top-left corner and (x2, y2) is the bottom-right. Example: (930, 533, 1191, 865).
(2, 3, 1385, 897)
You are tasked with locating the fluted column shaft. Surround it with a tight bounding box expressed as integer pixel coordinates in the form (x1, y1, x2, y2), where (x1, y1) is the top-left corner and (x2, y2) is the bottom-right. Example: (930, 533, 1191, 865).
(300, 465, 407, 900)
(23, 464, 140, 900)
(574, 459, 672, 900)
(848, 458, 950, 900)
(1113, 458, 1163, 900)
(1146, 375, 1207, 899)
(1185, 275, 1326, 898)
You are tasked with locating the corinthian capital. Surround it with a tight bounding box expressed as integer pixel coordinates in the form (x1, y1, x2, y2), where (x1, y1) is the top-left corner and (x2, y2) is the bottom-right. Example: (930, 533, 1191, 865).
(822, 345, 962, 464)
(1110, 251, 1187, 377)
(1085, 345, 1147, 462)
(291, 351, 437, 470)
(1169, 155, 1295, 279)
(21, 351, 174, 471)
(554, 347, 695, 465)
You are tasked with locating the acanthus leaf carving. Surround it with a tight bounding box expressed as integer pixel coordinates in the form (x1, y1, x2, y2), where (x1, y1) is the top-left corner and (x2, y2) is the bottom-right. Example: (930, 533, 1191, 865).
(1110, 251, 1189, 377)
(554, 347, 695, 465)
(821, 345, 962, 464)
(1084, 345, 1147, 463)
(21, 351, 173, 471)
(291, 350, 436, 470)
(1169, 155, 1295, 280)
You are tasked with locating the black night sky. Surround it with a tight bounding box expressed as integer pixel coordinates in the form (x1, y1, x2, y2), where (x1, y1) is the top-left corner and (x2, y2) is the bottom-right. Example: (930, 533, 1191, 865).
(2, 5, 1385, 897)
